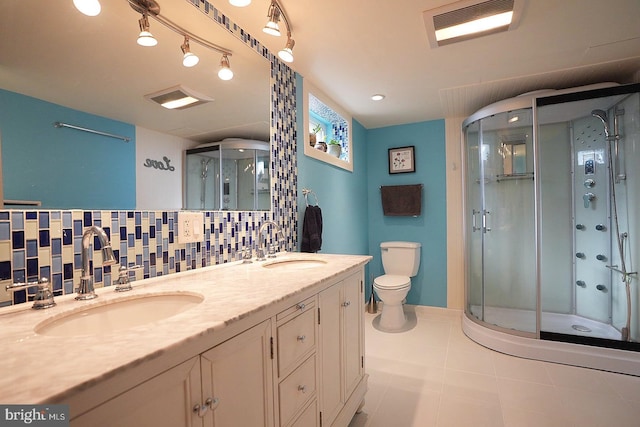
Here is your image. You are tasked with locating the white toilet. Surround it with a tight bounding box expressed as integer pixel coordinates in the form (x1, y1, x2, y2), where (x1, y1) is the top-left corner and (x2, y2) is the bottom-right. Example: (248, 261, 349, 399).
(373, 241, 421, 331)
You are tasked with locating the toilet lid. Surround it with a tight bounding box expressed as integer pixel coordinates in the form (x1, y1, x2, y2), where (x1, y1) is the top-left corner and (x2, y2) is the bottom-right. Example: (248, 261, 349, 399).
(374, 274, 410, 290)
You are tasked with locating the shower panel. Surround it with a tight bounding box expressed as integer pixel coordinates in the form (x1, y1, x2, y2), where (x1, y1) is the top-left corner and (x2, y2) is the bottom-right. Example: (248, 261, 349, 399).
(463, 83, 640, 372)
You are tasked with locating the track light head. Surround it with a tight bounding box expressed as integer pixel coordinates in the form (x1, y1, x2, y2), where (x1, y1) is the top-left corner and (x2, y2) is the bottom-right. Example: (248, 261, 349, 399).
(229, 0, 251, 6)
(278, 37, 294, 63)
(263, 3, 281, 36)
(218, 54, 234, 80)
(137, 14, 157, 46)
(73, 0, 101, 16)
(181, 36, 199, 67)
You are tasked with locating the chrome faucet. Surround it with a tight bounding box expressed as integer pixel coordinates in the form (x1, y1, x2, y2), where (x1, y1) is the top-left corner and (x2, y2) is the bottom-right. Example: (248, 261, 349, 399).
(77, 226, 117, 300)
(256, 220, 284, 261)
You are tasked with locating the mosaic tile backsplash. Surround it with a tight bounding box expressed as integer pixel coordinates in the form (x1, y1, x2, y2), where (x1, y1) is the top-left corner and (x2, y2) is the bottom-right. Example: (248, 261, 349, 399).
(2, 0, 298, 306)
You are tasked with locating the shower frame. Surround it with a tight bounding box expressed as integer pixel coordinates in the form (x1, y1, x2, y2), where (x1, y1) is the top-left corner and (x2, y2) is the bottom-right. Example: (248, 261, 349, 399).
(461, 82, 640, 376)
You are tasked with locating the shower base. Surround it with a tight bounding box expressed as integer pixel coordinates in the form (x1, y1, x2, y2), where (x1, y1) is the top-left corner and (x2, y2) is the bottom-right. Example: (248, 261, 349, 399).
(469, 305, 621, 340)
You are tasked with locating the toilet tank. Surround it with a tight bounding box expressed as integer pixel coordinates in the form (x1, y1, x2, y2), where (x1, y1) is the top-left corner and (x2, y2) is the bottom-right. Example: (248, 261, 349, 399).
(380, 241, 421, 277)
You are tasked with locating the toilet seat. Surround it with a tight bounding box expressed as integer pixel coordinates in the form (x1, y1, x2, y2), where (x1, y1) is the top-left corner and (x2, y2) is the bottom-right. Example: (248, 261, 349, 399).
(374, 274, 410, 290)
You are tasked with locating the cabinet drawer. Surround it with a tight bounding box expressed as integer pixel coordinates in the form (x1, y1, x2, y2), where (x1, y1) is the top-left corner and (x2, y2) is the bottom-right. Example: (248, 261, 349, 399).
(279, 355, 316, 426)
(277, 307, 316, 374)
(289, 399, 317, 427)
(277, 296, 315, 323)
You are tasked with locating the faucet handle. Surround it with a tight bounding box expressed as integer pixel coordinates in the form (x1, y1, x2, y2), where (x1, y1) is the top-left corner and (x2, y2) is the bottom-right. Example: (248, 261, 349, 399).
(242, 248, 253, 264)
(115, 265, 142, 292)
(6, 277, 56, 309)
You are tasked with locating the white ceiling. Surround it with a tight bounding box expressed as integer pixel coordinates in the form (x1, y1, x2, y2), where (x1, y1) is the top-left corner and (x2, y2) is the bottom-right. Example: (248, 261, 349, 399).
(1, 0, 639, 140)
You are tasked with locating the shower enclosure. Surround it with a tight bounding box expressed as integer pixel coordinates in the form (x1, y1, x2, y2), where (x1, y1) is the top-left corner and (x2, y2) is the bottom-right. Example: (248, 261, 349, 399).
(463, 83, 640, 374)
(184, 139, 270, 211)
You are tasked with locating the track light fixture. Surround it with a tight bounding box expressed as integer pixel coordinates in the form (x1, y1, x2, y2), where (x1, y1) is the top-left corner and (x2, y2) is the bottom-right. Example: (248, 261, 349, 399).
(218, 54, 234, 81)
(181, 36, 199, 67)
(137, 13, 158, 46)
(262, 0, 295, 63)
(73, 0, 102, 16)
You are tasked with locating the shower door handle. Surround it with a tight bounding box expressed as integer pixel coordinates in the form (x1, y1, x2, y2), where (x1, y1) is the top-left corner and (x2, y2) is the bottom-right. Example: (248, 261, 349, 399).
(472, 209, 480, 232)
(482, 210, 491, 233)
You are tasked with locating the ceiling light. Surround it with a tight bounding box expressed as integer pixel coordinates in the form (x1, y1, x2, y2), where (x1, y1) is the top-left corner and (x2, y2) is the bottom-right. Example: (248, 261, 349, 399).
(73, 0, 101, 16)
(181, 36, 199, 67)
(218, 54, 234, 80)
(137, 14, 157, 47)
(229, 0, 251, 6)
(278, 37, 295, 63)
(371, 94, 385, 101)
(435, 11, 513, 42)
(145, 85, 213, 110)
(423, 0, 523, 48)
(263, 3, 282, 36)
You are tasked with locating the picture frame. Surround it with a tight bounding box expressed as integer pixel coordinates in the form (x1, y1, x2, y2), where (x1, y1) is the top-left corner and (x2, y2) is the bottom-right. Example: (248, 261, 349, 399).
(388, 146, 415, 174)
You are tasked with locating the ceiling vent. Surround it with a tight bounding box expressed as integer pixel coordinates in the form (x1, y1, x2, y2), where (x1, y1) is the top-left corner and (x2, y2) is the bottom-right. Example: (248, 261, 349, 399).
(423, 0, 524, 48)
(144, 85, 213, 110)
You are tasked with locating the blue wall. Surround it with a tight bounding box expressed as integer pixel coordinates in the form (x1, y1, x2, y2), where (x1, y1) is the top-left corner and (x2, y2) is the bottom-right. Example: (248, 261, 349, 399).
(296, 74, 369, 257)
(0, 89, 136, 209)
(366, 121, 447, 307)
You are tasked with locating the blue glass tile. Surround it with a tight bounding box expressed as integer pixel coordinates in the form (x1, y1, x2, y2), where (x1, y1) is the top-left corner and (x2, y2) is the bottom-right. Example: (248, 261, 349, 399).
(150, 253, 156, 266)
(119, 211, 127, 223)
(51, 211, 61, 220)
(13, 289, 26, 304)
(0, 261, 11, 280)
(0, 212, 9, 221)
(143, 232, 149, 246)
(13, 269, 25, 283)
(12, 231, 25, 250)
(0, 222, 10, 241)
(162, 212, 168, 224)
(93, 235, 104, 250)
(62, 211, 72, 228)
(120, 226, 127, 240)
(103, 264, 111, 275)
(149, 226, 156, 239)
(119, 241, 127, 256)
(26, 239, 38, 257)
(73, 220, 83, 236)
(94, 267, 102, 283)
(39, 266, 50, 280)
(74, 253, 82, 269)
(113, 250, 120, 264)
(136, 254, 143, 266)
(127, 233, 134, 247)
(73, 236, 82, 253)
(120, 256, 128, 267)
(39, 230, 50, 247)
(64, 262, 74, 281)
(83, 211, 92, 227)
(52, 273, 63, 292)
(135, 225, 142, 239)
(38, 212, 50, 228)
(135, 211, 141, 225)
(168, 231, 174, 244)
(64, 280, 73, 294)
(52, 238, 62, 256)
(52, 255, 62, 274)
(111, 211, 118, 219)
(143, 246, 149, 260)
(127, 211, 134, 219)
(156, 244, 162, 255)
(163, 251, 169, 264)
(156, 218, 162, 230)
(62, 229, 72, 245)
(26, 211, 37, 220)
(93, 211, 101, 220)
(176, 263, 181, 273)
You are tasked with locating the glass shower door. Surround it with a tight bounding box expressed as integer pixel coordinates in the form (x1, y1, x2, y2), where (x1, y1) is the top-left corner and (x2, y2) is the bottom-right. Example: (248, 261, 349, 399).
(465, 120, 483, 322)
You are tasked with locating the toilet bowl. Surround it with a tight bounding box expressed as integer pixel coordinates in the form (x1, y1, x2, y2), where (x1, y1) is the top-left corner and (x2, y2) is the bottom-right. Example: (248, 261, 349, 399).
(373, 275, 411, 331)
(373, 241, 421, 332)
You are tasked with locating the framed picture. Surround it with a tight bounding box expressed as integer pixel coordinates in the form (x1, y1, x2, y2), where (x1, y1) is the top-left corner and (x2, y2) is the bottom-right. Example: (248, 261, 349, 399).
(388, 146, 415, 174)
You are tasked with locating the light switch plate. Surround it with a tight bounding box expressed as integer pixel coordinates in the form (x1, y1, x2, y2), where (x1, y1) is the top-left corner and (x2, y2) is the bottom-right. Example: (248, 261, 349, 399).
(177, 212, 203, 244)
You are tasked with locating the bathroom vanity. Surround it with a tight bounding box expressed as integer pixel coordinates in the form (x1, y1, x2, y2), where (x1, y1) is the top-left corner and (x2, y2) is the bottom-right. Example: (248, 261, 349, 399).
(0, 253, 371, 426)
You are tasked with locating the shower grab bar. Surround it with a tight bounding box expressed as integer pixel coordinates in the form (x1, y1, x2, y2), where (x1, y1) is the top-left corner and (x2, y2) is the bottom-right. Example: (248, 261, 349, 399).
(53, 122, 131, 142)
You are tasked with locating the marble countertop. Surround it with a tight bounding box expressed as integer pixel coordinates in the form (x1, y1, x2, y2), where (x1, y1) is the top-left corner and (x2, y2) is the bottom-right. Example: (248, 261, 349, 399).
(0, 252, 371, 405)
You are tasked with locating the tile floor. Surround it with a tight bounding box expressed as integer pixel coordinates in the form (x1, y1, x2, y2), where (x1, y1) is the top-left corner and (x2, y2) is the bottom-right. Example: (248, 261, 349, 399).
(349, 306, 640, 427)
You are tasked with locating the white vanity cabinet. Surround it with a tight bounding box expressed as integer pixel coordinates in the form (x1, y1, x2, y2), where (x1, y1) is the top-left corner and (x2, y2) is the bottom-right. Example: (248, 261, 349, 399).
(72, 320, 274, 427)
(318, 271, 365, 427)
(64, 262, 368, 427)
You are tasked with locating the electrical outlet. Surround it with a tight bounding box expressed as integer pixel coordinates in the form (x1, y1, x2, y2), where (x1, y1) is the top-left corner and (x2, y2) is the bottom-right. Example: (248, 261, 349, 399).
(177, 212, 202, 244)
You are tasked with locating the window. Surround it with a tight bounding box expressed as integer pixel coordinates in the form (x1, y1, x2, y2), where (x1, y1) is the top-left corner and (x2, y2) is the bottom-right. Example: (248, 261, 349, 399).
(303, 81, 353, 171)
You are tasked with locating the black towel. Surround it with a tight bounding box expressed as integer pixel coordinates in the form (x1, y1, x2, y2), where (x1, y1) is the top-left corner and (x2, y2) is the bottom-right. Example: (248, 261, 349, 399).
(380, 184, 422, 216)
(301, 205, 323, 252)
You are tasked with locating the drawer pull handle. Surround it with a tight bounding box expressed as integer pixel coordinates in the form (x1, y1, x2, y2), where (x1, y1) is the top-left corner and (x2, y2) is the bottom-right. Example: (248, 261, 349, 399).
(298, 385, 307, 393)
(297, 335, 306, 343)
(296, 303, 306, 310)
(193, 397, 217, 417)
(342, 301, 351, 307)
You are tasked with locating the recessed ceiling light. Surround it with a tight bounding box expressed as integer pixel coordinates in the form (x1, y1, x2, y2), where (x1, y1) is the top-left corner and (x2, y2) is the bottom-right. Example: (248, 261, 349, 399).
(371, 94, 385, 101)
(145, 85, 213, 110)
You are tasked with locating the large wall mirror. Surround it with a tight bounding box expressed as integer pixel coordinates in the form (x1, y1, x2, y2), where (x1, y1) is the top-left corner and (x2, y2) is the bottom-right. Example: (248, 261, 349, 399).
(0, 0, 271, 210)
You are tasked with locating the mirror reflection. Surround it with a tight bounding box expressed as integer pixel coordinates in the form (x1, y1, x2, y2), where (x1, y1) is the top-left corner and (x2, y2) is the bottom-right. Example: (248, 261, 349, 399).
(0, 0, 271, 210)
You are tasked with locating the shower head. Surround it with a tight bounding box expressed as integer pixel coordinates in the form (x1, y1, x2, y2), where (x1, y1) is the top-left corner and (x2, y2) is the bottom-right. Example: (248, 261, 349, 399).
(591, 109, 610, 137)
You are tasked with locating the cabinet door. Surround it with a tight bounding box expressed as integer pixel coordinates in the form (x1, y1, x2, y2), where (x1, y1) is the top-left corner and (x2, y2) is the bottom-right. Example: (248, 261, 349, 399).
(72, 357, 203, 427)
(318, 282, 342, 426)
(201, 320, 274, 427)
(342, 273, 363, 398)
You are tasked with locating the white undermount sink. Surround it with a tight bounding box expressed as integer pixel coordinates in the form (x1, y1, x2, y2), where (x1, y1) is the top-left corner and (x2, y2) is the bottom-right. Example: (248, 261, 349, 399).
(262, 258, 327, 269)
(35, 292, 204, 337)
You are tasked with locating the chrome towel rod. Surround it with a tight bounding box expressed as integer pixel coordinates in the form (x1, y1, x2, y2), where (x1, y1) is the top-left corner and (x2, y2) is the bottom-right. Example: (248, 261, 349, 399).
(53, 122, 130, 142)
